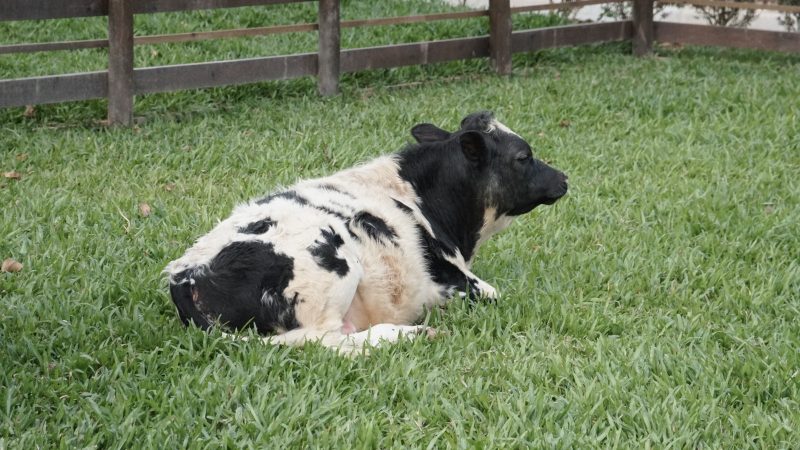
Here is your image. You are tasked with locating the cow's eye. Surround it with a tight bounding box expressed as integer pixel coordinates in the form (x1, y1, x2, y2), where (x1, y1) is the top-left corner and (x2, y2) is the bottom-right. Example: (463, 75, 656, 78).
(516, 154, 531, 161)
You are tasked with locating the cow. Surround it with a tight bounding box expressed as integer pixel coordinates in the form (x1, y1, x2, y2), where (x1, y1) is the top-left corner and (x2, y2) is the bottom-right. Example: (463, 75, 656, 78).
(165, 111, 568, 353)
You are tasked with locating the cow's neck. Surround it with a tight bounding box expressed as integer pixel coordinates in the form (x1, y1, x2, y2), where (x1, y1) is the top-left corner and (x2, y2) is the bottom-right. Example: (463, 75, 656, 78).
(396, 145, 486, 262)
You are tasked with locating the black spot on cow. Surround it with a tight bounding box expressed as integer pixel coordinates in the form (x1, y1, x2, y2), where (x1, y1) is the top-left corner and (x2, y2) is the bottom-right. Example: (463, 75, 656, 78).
(308, 226, 349, 277)
(312, 204, 349, 221)
(238, 218, 275, 234)
(168, 241, 300, 334)
(256, 190, 309, 206)
(351, 211, 397, 244)
(256, 189, 353, 220)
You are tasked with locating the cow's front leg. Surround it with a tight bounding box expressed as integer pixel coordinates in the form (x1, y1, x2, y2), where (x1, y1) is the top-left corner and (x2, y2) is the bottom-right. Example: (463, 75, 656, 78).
(448, 268, 499, 301)
(437, 254, 499, 302)
(460, 269, 498, 301)
(468, 274, 498, 299)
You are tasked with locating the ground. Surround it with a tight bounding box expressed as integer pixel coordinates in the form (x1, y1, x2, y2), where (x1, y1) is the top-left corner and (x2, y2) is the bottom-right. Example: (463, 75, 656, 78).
(1, 1, 800, 448)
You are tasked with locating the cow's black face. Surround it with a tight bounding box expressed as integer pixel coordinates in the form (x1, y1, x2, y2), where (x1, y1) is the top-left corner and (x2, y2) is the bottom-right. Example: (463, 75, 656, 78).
(495, 142, 568, 215)
(413, 111, 567, 216)
(478, 119, 568, 216)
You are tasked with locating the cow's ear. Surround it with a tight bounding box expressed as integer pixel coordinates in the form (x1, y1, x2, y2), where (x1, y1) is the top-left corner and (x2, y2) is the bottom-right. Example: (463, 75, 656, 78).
(459, 131, 487, 166)
(411, 123, 451, 143)
(460, 111, 494, 131)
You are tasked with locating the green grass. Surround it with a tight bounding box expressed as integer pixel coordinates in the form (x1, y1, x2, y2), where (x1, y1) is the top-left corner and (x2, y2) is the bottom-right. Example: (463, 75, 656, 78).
(2, 1, 800, 448)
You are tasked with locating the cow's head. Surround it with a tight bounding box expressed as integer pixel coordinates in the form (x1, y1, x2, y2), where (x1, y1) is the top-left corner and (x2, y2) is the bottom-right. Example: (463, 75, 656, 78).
(411, 111, 568, 216)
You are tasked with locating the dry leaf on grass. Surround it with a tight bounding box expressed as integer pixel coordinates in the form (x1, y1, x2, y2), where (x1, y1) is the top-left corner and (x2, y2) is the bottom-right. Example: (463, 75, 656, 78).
(2, 258, 23, 273)
(16, 153, 28, 162)
(23, 105, 36, 118)
(3, 171, 22, 180)
(139, 203, 152, 217)
(164, 183, 176, 192)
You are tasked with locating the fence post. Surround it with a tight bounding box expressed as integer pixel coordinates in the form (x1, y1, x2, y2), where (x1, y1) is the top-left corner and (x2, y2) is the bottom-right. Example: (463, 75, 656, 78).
(489, 0, 512, 75)
(632, 0, 654, 56)
(318, 0, 340, 96)
(108, 0, 134, 125)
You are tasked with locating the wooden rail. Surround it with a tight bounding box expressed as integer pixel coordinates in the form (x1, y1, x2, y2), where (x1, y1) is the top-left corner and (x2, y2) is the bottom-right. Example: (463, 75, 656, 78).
(1, 0, 799, 125)
(0, 0, 309, 21)
(658, 0, 800, 13)
(655, 22, 800, 52)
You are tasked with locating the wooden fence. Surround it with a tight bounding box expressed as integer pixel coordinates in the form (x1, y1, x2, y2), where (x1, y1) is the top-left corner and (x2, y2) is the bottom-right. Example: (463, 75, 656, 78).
(1, 0, 799, 125)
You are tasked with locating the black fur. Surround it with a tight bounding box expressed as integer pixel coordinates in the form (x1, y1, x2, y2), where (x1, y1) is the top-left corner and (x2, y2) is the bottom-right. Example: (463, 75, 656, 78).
(397, 135, 483, 262)
(169, 241, 300, 333)
(238, 218, 275, 234)
(411, 123, 451, 143)
(312, 204, 350, 221)
(256, 190, 309, 206)
(308, 226, 349, 277)
(460, 110, 494, 130)
(465, 277, 485, 300)
(414, 224, 472, 295)
(392, 199, 414, 214)
(170, 270, 210, 328)
(351, 211, 397, 244)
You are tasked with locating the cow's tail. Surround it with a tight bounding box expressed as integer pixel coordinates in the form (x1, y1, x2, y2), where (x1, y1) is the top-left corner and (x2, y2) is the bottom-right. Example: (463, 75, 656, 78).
(168, 270, 213, 330)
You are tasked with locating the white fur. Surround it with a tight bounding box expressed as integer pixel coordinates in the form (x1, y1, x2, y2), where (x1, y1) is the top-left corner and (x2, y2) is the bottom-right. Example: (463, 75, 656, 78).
(474, 207, 514, 263)
(487, 118, 520, 137)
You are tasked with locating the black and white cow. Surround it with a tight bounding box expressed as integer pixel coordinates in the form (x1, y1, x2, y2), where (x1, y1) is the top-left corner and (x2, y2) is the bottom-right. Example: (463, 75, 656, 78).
(165, 111, 567, 353)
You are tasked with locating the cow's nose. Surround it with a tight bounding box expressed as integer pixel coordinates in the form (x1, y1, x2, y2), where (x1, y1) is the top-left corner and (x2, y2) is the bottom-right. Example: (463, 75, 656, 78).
(558, 172, 568, 194)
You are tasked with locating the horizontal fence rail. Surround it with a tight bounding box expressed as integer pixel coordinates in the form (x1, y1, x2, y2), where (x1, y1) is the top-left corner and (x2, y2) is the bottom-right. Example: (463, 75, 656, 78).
(658, 0, 800, 13)
(0, 0, 310, 21)
(655, 22, 800, 53)
(0, 72, 109, 107)
(1, 0, 799, 125)
(512, 21, 633, 52)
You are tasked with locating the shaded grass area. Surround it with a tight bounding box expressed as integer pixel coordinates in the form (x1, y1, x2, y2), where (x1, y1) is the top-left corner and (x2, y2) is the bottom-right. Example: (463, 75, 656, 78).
(2, 3, 800, 448)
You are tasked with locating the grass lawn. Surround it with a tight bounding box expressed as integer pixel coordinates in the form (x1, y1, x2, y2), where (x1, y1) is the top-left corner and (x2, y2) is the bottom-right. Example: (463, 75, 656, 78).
(2, 1, 800, 448)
